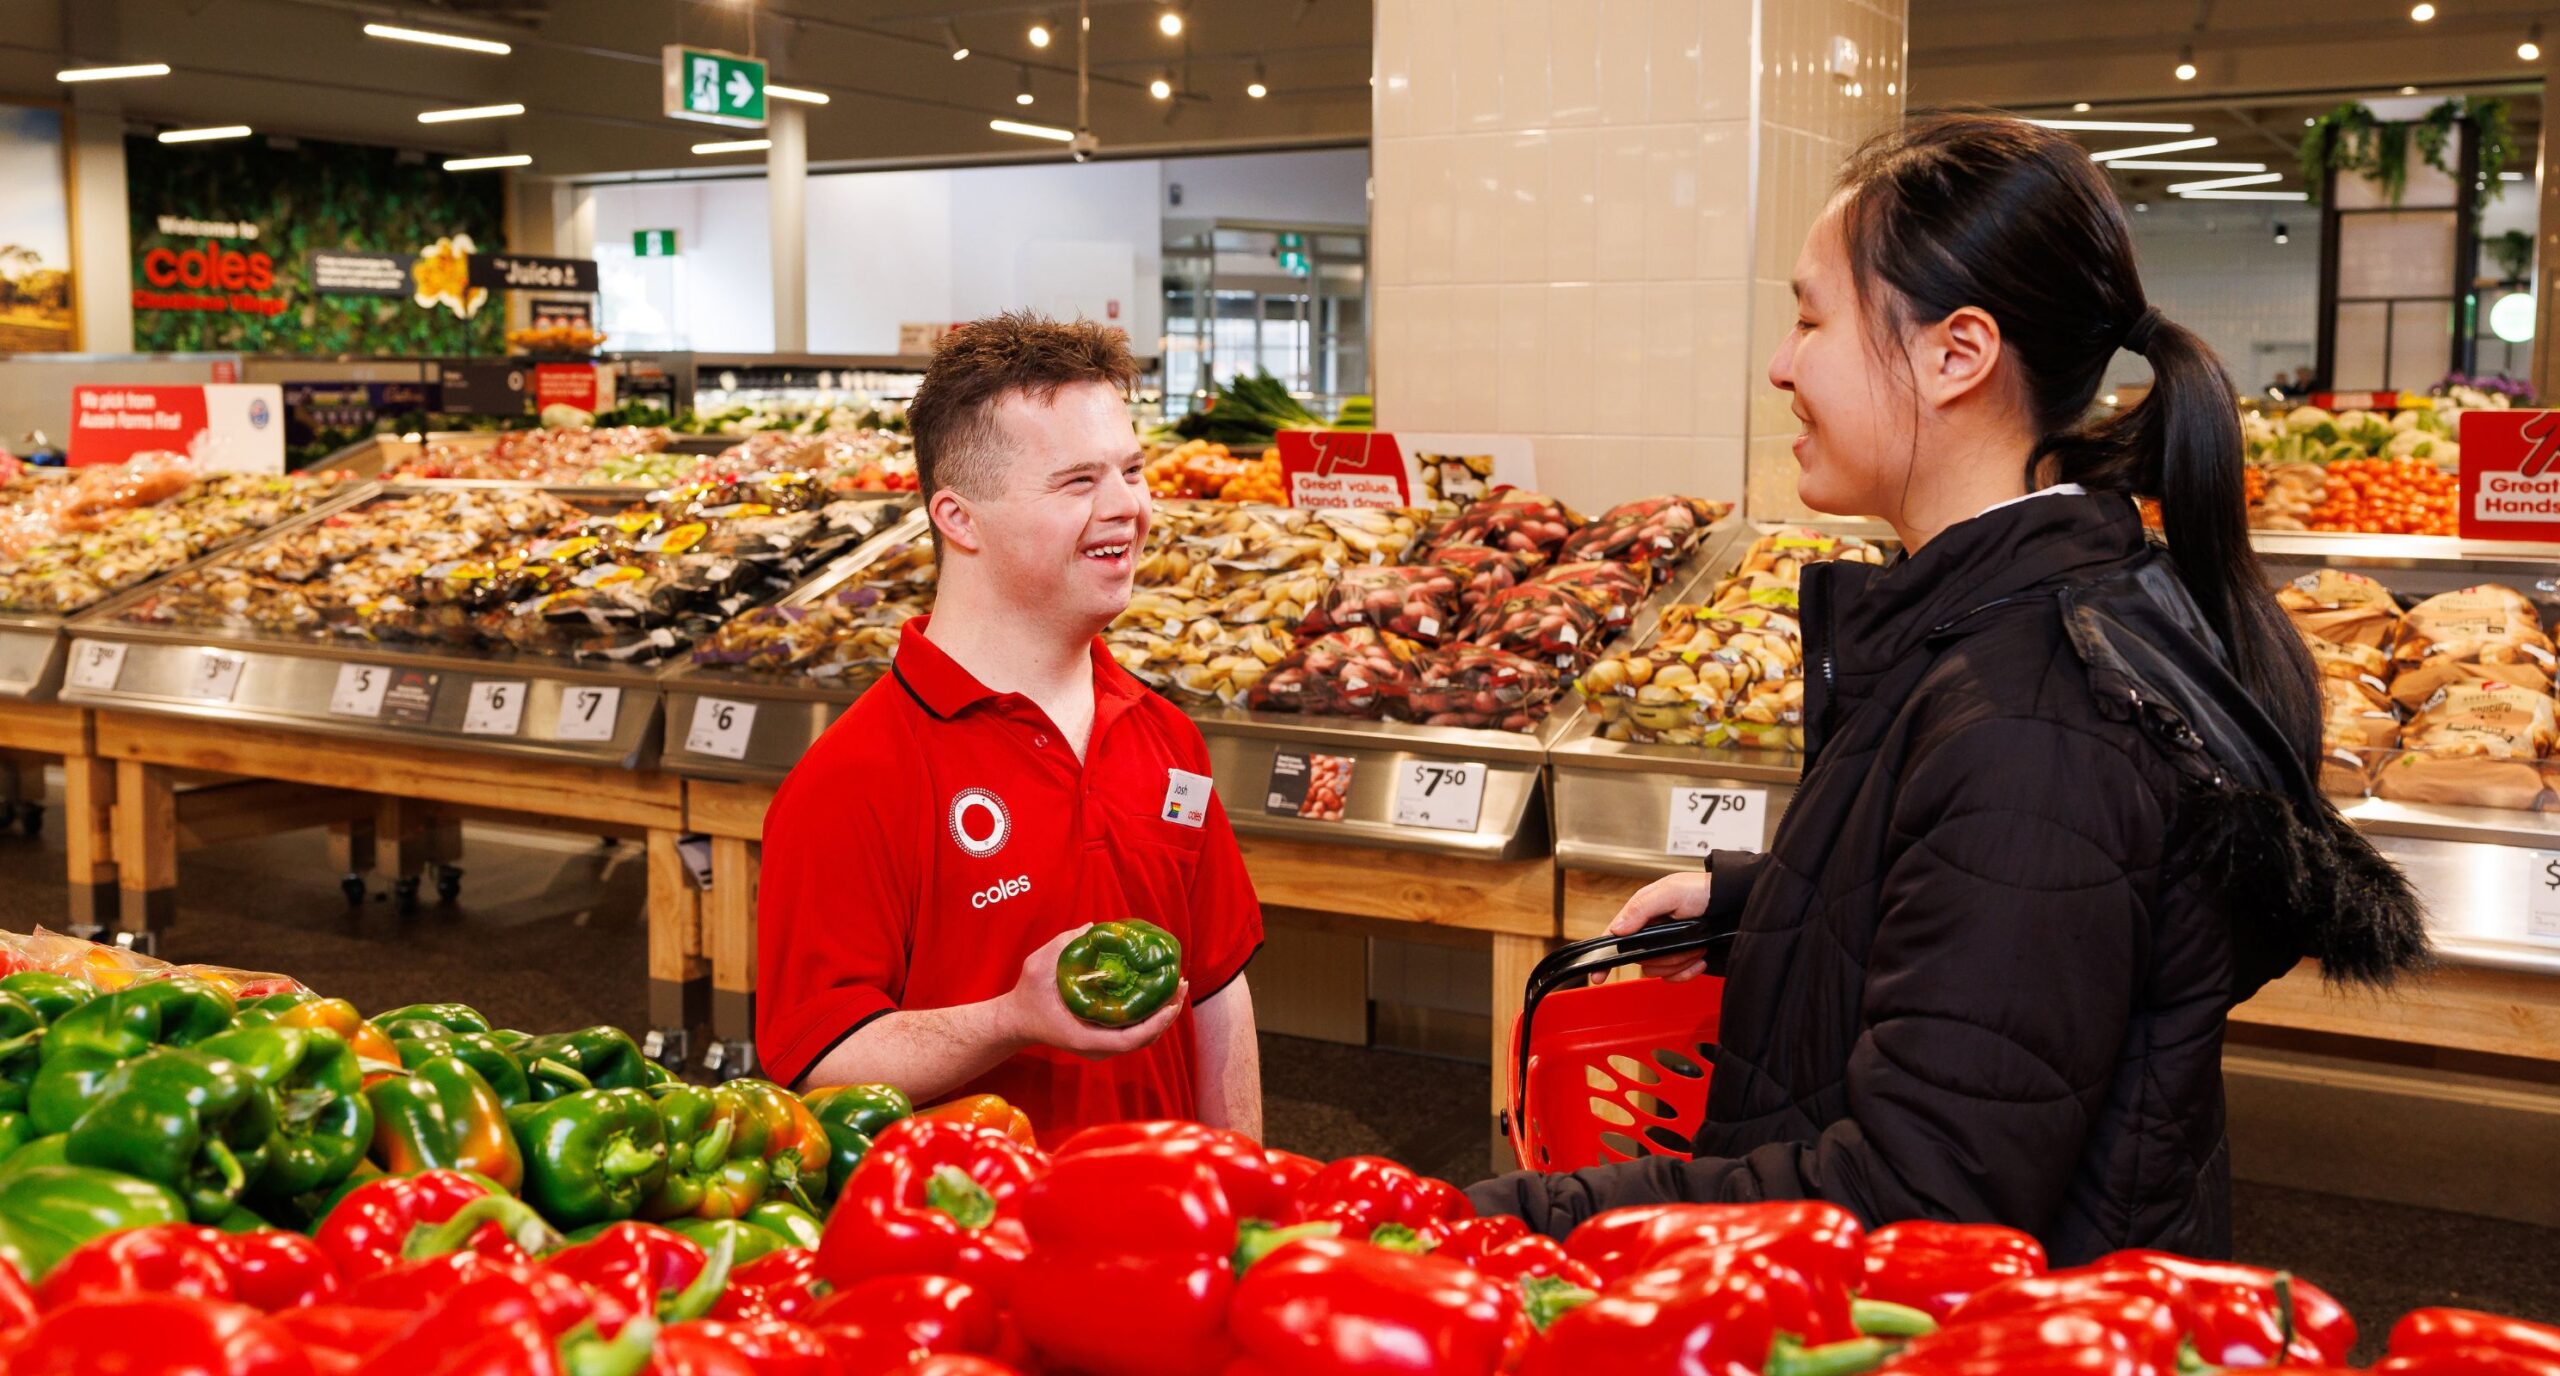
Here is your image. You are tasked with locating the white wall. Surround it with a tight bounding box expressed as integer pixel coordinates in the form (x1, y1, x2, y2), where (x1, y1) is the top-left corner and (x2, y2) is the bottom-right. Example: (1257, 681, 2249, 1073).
(1159, 148, 1370, 227)
(584, 148, 1370, 358)
(588, 179, 775, 352)
(2116, 198, 2319, 395)
(806, 170, 955, 355)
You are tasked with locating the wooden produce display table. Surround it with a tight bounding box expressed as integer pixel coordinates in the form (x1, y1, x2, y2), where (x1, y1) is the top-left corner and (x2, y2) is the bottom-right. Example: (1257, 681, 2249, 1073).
(682, 776, 772, 1078)
(88, 709, 711, 1058)
(0, 698, 116, 933)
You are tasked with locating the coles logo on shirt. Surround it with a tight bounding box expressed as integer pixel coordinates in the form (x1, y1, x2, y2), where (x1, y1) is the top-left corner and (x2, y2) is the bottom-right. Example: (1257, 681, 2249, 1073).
(948, 788, 1011, 857)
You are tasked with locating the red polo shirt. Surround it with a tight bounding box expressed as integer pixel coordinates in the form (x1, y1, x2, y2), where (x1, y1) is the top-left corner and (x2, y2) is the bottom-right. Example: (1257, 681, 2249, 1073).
(755, 616, 1263, 1142)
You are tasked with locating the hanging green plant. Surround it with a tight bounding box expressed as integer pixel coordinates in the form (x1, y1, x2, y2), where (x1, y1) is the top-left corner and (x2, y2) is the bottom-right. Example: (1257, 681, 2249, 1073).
(2298, 95, 2515, 210)
(2490, 228, 2535, 282)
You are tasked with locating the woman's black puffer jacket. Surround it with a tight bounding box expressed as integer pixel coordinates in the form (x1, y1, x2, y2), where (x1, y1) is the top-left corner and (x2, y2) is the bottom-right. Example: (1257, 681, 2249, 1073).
(1471, 493, 2425, 1264)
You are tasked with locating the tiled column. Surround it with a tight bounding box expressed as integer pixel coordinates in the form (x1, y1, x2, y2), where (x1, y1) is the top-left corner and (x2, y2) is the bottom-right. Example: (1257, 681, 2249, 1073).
(1372, 0, 1906, 518)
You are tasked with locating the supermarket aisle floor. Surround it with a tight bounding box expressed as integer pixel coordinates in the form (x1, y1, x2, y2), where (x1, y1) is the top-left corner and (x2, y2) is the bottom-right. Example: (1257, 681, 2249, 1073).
(0, 813, 2554, 1356)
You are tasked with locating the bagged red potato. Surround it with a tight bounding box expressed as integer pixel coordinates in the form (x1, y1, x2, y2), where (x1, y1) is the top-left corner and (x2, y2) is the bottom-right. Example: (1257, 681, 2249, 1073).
(1245, 627, 1420, 720)
(1459, 583, 1607, 670)
(1522, 561, 1650, 634)
(1433, 545, 1531, 623)
(1554, 495, 1729, 581)
(1295, 564, 1467, 644)
(1402, 643, 1562, 732)
(1424, 491, 1583, 563)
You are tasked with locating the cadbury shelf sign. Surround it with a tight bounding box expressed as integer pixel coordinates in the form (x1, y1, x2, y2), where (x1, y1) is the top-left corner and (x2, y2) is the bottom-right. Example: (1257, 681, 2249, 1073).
(465, 253, 598, 294)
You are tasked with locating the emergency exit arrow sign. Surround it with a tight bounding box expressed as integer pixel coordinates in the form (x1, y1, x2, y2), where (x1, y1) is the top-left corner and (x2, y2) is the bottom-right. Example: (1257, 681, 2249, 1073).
(662, 45, 766, 128)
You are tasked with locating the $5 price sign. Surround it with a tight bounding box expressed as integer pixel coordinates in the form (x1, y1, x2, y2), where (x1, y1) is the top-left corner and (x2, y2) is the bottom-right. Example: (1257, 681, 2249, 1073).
(1392, 759, 1488, 832)
(1665, 786, 1767, 857)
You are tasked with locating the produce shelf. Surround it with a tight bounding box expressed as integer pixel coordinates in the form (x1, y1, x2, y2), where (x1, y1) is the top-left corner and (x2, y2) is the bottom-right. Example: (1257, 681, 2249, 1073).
(0, 611, 65, 702)
(1548, 523, 2560, 1061)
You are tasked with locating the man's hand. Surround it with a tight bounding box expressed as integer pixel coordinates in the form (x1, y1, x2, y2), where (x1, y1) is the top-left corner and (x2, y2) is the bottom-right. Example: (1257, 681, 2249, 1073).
(1000, 925, 1189, 1059)
(1604, 872, 1712, 982)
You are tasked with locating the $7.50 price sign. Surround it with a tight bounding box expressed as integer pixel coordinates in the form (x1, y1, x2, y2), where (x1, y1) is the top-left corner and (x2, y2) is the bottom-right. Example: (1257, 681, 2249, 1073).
(1665, 786, 1768, 857)
(2530, 850, 2560, 941)
(1392, 759, 1487, 832)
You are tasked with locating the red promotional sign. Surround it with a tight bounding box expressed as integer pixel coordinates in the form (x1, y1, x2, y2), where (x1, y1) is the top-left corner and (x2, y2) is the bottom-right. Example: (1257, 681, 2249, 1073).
(2312, 391, 2412, 412)
(1276, 430, 1412, 509)
(532, 363, 602, 413)
(69, 384, 284, 473)
(2457, 409, 2560, 543)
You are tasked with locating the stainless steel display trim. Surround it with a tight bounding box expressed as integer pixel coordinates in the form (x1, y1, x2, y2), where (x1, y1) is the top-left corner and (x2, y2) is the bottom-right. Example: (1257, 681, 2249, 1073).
(325, 431, 740, 482)
(0, 625, 62, 701)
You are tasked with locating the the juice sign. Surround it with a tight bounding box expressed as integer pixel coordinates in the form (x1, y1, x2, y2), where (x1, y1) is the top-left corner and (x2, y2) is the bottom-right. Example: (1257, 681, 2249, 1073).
(2458, 409, 2560, 542)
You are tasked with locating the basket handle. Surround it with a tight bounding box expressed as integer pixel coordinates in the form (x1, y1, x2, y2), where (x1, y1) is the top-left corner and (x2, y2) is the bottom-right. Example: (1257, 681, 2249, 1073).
(1507, 917, 1737, 1156)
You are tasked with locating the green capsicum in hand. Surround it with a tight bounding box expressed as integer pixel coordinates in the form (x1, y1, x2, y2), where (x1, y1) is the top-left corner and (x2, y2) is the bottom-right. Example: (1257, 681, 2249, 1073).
(1055, 920, 1183, 1026)
(509, 1086, 669, 1229)
(29, 977, 236, 1135)
(0, 1164, 187, 1278)
(195, 1025, 373, 1203)
(61, 1046, 275, 1223)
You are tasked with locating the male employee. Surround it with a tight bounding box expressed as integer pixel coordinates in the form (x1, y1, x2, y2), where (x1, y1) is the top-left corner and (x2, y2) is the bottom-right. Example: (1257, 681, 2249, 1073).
(755, 312, 1264, 1139)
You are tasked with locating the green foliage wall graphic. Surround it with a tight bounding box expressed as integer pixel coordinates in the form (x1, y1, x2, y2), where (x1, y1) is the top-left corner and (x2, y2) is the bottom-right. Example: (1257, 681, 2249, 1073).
(126, 133, 505, 355)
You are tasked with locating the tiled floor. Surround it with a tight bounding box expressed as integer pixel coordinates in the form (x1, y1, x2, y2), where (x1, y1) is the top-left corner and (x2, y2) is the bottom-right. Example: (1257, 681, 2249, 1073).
(0, 808, 2552, 1360)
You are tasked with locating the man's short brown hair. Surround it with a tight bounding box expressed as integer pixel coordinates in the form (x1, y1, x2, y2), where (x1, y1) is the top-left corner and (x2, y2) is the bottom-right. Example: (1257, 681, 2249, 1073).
(907, 312, 1139, 514)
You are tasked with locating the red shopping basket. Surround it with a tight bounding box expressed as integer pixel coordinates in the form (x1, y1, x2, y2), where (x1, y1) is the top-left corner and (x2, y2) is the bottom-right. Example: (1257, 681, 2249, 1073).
(1503, 918, 1735, 1171)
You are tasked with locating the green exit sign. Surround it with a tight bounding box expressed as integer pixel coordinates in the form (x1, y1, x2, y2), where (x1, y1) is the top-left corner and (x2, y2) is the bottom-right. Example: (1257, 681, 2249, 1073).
(662, 45, 766, 128)
(634, 229, 679, 257)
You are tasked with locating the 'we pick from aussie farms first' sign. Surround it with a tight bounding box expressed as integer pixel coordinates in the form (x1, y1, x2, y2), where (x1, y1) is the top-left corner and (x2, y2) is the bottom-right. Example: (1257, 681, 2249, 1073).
(70, 385, 285, 474)
(2458, 409, 2560, 542)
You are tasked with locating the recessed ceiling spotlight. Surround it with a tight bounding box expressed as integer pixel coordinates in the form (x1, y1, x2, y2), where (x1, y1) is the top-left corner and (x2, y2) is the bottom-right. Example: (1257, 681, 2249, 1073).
(2174, 44, 2198, 81)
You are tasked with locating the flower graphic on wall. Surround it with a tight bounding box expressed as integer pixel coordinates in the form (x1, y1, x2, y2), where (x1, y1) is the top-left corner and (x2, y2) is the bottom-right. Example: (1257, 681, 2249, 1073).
(411, 234, 486, 319)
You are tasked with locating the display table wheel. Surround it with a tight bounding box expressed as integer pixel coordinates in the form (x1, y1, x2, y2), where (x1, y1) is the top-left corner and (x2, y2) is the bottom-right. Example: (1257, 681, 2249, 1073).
(340, 872, 366, 907)
(701, 1038, 758, 1083)
(641, 1026, 691, 1074)
(11, 800, 41, 838)
(432, 862, 464, 905)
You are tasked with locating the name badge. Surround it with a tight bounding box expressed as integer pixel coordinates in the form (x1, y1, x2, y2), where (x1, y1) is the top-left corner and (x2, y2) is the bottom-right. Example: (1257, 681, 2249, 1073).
(1162, 768, 1212, 828)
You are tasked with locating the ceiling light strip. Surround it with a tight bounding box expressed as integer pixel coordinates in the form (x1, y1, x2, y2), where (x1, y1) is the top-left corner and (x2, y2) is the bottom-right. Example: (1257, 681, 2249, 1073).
(2089, 136, 2219, 163)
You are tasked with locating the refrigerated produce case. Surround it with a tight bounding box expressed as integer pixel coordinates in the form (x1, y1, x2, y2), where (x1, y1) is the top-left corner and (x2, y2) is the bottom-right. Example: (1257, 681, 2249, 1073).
(1549, 521, 2560, 1065)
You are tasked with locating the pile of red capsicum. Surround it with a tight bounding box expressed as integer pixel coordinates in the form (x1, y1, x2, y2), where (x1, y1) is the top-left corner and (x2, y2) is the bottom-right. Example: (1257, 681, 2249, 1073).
(0, 1118, 2555, 1373)
(0, 940, 2556, 1373)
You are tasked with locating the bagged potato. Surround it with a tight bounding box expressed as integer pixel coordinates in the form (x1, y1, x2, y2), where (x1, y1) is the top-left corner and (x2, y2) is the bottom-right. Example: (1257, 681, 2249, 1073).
(1522, 560, 1650, 633)
(2278, 569, 2401, 650)
(1554, 495, 1729, 582)
(1433, 545, 1531, 622)
(1295, 564, 1466, 643)
(1423, 491, 1583, 563)
(1459, 583, 1607, 669)
(2320, 675, 2401, 751)
(2388, 584, 2555, 708)
(1402, 643, 1560, 732)
(1245, 627, 1419, 719)
(2307, 635, 2395, 710)
(2376, 680, 2557, 811)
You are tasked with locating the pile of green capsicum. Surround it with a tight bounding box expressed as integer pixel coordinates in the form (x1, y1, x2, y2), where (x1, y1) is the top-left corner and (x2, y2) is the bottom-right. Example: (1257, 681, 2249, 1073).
(0, 973, 922, 1275)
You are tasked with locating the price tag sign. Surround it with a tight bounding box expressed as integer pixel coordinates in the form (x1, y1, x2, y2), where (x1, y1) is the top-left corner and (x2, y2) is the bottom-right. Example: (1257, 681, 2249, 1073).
(185, 649, 247, 702)
(1391, 759, 1486, 832)
(328, 664, 392, 719)
(1665, 786, 1768, 857)
(66, 640, 127, 692)
(686, 697, 758, 759)
(2530, 850, 2560, 941)
(554, 686, 623, 743)
(462, 680, 528, 737)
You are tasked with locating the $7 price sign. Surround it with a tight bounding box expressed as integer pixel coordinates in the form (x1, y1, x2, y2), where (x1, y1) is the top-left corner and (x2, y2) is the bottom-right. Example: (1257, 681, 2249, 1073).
(1392, 759, 1486, 832)
(1665, 786, 1767, 857)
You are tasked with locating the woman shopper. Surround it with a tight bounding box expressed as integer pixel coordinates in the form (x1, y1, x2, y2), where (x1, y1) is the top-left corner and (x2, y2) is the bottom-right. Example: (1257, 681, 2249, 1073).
(1469, 111, 2427, 1264)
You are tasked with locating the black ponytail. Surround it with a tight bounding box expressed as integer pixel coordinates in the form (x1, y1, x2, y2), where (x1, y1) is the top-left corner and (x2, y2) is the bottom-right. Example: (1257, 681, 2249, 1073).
(1836, 110, 2320, 767)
